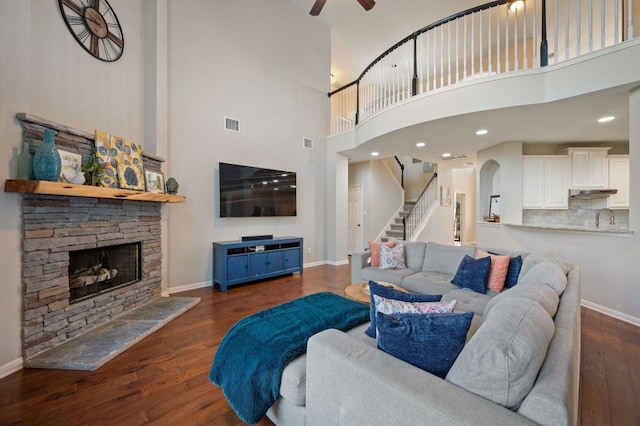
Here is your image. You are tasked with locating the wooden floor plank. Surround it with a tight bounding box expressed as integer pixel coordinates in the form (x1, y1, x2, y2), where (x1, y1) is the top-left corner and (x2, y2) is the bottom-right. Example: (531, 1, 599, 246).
(0, 265, 638, 425)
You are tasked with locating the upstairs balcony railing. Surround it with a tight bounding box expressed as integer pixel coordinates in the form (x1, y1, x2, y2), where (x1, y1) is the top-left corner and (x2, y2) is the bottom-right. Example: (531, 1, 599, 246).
(329, 0, 635, 135)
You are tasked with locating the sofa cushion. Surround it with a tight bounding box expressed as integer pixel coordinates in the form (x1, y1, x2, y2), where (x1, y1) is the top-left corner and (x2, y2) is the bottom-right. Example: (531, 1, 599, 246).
(376, 311, 474, 378)
(366, 281, 442, 338)
(484, 280, 560, 318)
(391, 240, 427, 270)
(519, 250, 572, 279)
(422, 242, 476, 275)
(379, 244, 406, 269)
(520, 262, 568, 296)
(360, 266, 417, 286)
(369, 241, 395, 267)
(451, 255, 491, 294)
(446, 298, 555, 409)
(278, 323, 373, 406)
(441, 288, 494, 317)
(400, 271, 459, 295)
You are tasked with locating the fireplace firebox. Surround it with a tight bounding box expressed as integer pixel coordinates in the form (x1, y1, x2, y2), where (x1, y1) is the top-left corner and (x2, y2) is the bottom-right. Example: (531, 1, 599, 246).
(69, 243, 142, 303)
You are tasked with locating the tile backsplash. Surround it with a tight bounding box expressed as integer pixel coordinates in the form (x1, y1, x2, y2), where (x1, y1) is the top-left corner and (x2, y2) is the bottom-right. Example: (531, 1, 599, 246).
(523, 198, 629, 231)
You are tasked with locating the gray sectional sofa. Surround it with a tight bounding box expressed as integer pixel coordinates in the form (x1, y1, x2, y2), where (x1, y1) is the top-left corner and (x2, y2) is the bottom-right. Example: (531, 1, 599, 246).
(266, 241, 581, 426)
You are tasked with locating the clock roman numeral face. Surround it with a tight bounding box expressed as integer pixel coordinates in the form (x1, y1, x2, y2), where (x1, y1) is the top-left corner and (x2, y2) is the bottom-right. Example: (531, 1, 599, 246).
(58, 0, 124, 62)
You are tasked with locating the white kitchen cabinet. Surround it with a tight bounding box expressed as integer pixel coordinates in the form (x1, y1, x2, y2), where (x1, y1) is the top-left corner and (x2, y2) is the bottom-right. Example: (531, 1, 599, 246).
(522, 156, 569, 209)
(566, 148, 610, 188)
(607, 156, 629, 208)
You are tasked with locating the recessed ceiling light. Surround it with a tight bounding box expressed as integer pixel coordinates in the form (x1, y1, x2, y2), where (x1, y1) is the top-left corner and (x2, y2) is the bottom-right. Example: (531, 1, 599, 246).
(598, 116, 615, 123)
(371, 152, 379, 156)
(416, 142, 426, 147)
(442, 152, 451, 158)
(476, 129, 488, 135)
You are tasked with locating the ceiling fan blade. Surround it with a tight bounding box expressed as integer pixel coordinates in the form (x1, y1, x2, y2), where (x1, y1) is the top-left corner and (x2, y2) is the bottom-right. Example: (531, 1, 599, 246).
(357, 0, 376, 11)
(310, 0, 327, 16)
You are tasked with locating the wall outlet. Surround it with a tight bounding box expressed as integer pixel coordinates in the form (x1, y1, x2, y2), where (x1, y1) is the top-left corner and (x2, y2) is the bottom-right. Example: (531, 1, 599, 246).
(307, 248, 312, 254)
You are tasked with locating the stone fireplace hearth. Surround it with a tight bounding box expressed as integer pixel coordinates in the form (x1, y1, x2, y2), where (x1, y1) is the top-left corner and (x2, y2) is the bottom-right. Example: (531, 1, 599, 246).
(16, 114, 169, 361)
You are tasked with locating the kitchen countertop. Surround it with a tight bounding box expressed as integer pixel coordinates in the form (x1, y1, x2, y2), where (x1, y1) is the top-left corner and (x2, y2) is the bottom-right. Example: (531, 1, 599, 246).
(503, 223, 634, 236)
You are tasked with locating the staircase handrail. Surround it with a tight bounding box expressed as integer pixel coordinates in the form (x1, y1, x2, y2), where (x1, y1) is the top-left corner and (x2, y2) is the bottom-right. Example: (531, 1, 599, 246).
(402, 172, 438, 240)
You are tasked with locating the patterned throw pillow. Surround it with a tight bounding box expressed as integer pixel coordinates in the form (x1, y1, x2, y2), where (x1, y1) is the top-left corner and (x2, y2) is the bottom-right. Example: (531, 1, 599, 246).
(379, 244, 406, 270)
(365, 281, 442, 338)
(369, 241, 395, 267)
(373, 294, 456, 316)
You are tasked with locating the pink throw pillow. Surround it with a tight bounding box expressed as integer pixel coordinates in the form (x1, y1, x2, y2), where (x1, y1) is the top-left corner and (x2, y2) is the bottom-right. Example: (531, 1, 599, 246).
(477, 249, 510, 292)
(369, 241, 395, 267)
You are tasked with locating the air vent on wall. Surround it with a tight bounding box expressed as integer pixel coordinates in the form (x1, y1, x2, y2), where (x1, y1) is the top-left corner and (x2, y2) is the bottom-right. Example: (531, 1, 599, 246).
(224, 117, 240, 132)
(303, 137, 313, 149)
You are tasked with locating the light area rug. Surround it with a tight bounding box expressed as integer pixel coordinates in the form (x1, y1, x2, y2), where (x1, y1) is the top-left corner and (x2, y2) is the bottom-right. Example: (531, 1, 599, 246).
(24, 296, 200, 371)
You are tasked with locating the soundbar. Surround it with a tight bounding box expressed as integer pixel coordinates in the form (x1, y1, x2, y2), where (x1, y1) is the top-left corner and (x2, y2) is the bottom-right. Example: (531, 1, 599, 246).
(241, 235, 274, 242)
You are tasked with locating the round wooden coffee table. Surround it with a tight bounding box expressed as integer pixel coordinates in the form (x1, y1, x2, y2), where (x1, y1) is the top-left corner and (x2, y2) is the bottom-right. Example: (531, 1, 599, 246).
(344, 282, 407, 304)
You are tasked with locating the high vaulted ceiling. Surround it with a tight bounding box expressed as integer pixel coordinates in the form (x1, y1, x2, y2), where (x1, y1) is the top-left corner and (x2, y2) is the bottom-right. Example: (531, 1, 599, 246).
(289, 0, 482, 88)
(288, 0, 634, 167)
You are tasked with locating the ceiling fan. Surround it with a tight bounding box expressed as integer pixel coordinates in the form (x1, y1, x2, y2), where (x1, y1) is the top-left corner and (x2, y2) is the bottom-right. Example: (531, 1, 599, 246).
(310, 0, 376, 16)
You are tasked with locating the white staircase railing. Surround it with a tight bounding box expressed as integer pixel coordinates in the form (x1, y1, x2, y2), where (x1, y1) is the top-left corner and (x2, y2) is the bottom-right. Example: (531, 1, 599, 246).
(329, 0, 634, 135)
(402, 173, 439, 240)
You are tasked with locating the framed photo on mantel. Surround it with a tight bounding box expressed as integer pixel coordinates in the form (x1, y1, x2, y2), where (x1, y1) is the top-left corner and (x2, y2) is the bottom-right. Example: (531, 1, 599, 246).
(145, 170, 165, 193)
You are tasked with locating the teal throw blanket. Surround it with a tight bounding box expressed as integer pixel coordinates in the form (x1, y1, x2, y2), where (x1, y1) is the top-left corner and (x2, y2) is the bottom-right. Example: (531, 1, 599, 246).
(210, 292, 370, 424)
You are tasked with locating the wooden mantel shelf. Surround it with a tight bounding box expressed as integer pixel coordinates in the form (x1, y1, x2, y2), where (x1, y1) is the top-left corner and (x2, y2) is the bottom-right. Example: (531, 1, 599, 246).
(4, 180, 186, 203)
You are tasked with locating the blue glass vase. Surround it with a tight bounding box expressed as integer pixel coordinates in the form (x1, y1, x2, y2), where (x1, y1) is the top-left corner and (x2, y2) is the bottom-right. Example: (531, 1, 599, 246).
(33, 129, 61, 182)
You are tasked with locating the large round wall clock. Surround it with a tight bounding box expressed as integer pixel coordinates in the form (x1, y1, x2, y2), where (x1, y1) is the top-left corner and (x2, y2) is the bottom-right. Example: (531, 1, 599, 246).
(58, 0, 124, 62)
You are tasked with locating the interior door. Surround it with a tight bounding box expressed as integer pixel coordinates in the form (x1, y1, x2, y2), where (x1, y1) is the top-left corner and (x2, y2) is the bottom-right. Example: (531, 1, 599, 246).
(348, 185, 363, 254)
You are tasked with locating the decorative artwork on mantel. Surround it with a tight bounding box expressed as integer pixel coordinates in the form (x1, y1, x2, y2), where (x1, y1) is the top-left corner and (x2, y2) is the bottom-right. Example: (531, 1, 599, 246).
(113, 136, 145, 191)
(94, 130, 145, 190)
(94, 130, 120, 188)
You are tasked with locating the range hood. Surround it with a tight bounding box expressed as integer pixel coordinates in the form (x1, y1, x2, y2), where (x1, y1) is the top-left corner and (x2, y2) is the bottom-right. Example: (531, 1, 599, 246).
(569, 189, 618, 199)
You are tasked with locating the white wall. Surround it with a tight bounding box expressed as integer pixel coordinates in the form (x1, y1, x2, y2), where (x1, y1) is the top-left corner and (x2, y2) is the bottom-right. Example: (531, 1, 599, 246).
(0, 0, 145, 373)
(165, 0, 330, 289)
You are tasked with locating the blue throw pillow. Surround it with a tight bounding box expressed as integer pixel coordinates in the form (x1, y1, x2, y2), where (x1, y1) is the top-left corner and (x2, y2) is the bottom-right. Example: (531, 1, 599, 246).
(365, 281, 442, 338)
(376, 311, 474, 378)
(504, 255, 523, 289)
(451, 255, 491, 293)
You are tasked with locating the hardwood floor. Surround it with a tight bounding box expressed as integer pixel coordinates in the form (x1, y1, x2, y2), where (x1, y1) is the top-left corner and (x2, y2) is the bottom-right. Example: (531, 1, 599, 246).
(0, 264, 638, 425)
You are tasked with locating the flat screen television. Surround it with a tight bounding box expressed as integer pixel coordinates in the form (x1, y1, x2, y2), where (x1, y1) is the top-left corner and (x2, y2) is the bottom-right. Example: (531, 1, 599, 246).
(219, 162, 297, 217)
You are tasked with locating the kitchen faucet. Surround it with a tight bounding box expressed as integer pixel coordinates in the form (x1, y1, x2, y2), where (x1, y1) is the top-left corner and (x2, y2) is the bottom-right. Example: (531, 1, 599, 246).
(595, 208, 615, 228)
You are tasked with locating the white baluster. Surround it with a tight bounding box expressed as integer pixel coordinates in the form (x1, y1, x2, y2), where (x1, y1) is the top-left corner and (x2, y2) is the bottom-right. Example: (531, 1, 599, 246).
(497, 5, 501, 73)
(515, 8, 519, 70)
(577, 0, 582, 56)
(554, 0, 559, 63)
(464, 16, 468, 78)
(506, 5, 510, 72)
(480, 9, 484, 75)
(628, 0, 634, 38)
(472, 13, 476, 77)
(523, 1, 528, 69)
(440, 25, 444, 87)
(589, 0, 593, 52)
(489, 7, 493, 74)
(601, 0, 605, 49)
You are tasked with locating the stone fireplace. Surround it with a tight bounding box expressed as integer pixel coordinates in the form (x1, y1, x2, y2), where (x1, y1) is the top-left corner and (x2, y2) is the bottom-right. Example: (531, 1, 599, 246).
(17, 114, 168, 360)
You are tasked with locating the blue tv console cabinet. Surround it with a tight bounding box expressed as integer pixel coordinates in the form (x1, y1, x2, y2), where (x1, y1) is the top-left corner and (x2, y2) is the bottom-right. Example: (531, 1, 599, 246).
(212, 237, 303, 291)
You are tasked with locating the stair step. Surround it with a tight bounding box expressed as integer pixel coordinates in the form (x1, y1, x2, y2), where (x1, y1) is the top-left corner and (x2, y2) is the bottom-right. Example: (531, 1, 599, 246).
(385, 230, 404, 237)
(390, 224, 403, 231)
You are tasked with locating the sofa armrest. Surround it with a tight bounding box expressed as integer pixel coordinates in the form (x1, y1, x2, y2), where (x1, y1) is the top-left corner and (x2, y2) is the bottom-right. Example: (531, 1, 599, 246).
(306, 329, 537, 426)
(350, 251, 370, 284)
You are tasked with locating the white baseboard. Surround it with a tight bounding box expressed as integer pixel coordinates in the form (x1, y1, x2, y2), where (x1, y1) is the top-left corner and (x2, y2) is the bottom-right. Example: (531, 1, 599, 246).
(581, 300, 640, 327)
(165, 280, 212, 295)
(325, 259, 349, 266)
(0, 357, 23, 379)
